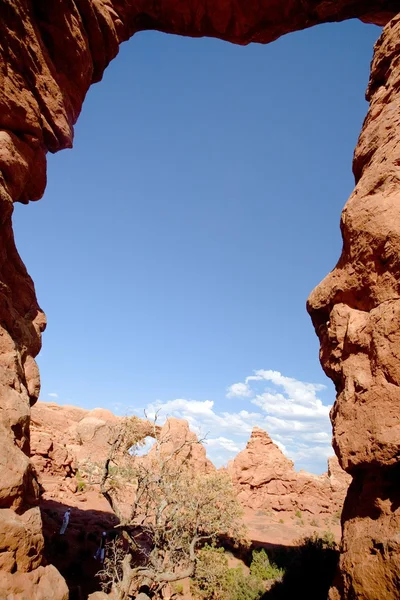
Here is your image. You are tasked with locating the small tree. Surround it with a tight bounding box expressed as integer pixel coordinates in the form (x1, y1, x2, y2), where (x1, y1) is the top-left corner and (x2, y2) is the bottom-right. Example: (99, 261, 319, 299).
(100, 417, 247, 599)
(250, 549, 284, 582)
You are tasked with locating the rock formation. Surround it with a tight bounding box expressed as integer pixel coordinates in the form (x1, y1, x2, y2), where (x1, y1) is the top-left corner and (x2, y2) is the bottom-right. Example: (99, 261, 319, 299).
(31, 402, 119, 465)
(32, 404, 346, 518)
(30, 402, 159, 487)
(147, 417, 215, 475)
(0, 2, 399, 598)
(228, 427, 351, 516)
(306, 15, 400, 598)
(30, 403, 213, 497)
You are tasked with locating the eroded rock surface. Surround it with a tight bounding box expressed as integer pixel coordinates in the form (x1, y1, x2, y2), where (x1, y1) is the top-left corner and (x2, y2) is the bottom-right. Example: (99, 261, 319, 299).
(30, 402, 156, 494)
(228, 427, 350, 516)
(147, 417, 215, 474)
(31, 404, 213, 489)
(307, 15, 400, 599)
(0, 1, 399, 598)
(31, 402, 119, 464)
(0, 216, 68, 595)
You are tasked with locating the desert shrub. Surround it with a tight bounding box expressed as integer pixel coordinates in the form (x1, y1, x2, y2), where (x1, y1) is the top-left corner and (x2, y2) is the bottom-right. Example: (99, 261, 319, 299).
(192, 545, 265, 600)
(192, 545, 230, 600)
(250, 549, 284, 582)
(75, 470, 86, 492)
(310, 518, 319, 527)
(225, 567, 265, 600)
(320, 531, 336, 548)
(295, 510, 302, 519)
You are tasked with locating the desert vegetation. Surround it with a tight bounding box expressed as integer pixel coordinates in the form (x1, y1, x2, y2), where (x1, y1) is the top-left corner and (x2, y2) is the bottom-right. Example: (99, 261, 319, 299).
(94, 416, 339, 600)
(190, 545, 284, 600)
(98, 417, 248, 599)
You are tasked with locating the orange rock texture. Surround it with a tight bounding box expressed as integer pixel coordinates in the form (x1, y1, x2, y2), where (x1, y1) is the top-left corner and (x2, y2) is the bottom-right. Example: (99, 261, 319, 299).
(147, 417, 215, 475)
(30, 403, 213, 494)
(307, 15, 400, 598)
(0, 2, 399, 598)
(228, 427, 351, 516)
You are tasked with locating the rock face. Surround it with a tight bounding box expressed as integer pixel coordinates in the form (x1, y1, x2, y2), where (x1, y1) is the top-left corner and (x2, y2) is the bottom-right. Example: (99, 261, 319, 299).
(228, 427, 350, 515)
(148, 417, 215, 475)
(0, 2, 399, 598)
(0, 226, 68, 596)
(31, 402, 120, 466)
(30, 403, 215, 496)
(30, 403, 213, 488)
(31, 430, 76, 480)
(30, 401, 159, 494)
(307, 15, 400, 599)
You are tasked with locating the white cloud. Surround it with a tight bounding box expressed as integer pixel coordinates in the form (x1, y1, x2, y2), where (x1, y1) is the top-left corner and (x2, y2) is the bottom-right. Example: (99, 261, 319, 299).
(226, 382, 252, 398)
(252, 391, 329, 420)
(247, 369, 326, 394)
(205, 437, 244, 454)
(143, 398, 260, 439)
(290, 444, 334, 465)
(301, 432, 331, 443)
(48, 392, 59, 398)
(129, 369, 333, 474)
(145, 398, 216, 420)
(271, 439, 288, 455)
(264, 415, 326, 433)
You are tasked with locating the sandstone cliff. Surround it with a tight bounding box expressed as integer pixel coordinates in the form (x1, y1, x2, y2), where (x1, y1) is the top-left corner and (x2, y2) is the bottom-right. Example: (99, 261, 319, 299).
(307, 16, 400, 599)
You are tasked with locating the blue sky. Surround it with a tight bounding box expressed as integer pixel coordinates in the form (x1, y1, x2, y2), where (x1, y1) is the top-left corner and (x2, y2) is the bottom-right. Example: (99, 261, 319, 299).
(14, 20, 379, 473)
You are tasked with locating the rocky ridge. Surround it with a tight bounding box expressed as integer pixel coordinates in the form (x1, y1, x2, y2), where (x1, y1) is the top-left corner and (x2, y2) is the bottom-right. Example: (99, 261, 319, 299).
(228, 427, 351, 516)
(30, 402, 348, 518)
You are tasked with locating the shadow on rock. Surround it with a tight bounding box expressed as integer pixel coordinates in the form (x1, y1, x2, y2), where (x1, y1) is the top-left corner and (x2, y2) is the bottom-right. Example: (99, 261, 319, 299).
(40, 498, 119, 600)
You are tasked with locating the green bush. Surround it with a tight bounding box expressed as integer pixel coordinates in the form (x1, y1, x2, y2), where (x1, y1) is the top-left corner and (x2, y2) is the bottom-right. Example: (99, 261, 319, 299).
(75, 471, 86, 492)
(250, 549, 284, 582)
(321, 531, 336, 548)
(225, 568, 264, 600)
(191, 545, 268, 600)
(192, 544, 229, 600)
